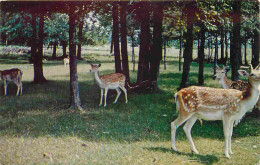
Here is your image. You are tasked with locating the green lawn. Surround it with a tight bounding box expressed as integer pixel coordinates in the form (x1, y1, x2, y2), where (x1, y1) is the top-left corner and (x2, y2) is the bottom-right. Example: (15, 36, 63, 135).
(0, 46, 259, 165)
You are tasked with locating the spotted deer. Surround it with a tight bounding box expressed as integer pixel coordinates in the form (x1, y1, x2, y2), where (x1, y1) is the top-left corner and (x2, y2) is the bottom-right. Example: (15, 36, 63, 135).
(171, 64, 260, 158)
(0, 68, 23, 96)
(89, 63, 128, 107)
(212, 65, 248, 90)
(63, 58, 69, 67)
(213, 65, 260, 110)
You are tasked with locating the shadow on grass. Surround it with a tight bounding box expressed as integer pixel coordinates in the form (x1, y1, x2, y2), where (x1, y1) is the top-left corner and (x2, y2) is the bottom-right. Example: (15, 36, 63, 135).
(0, 65, 259, 143)
(145, 147, 219, 165)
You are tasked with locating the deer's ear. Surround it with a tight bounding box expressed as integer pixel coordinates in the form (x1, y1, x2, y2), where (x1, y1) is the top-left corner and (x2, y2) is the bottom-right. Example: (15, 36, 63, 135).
(98, 64, 101, 67)
(238, 70, 249, 77)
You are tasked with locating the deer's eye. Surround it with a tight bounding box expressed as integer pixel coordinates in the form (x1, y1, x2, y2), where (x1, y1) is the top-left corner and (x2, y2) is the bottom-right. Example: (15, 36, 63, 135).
(250, 73, 255, 76)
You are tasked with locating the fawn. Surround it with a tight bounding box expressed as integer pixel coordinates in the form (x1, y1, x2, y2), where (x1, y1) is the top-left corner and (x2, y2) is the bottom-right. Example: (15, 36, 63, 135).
(0, 68, 23, 96)
(89, 63, 128, 107)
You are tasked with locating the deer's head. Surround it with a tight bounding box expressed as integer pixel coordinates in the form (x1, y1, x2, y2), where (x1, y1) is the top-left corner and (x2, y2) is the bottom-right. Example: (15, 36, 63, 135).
(238, 64, 260, 87)
(89, 63, 101, 73)
(212, 65, 230, 80)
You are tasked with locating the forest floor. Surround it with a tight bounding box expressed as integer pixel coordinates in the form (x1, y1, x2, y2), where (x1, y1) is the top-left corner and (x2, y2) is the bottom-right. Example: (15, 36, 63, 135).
(0, 45, 259, 165)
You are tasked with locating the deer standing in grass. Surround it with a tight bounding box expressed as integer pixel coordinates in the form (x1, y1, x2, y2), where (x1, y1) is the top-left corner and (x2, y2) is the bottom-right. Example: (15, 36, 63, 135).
(89, 63, 128, 107)
(64, 58, 69, 67)
(212, 65, 248, 90)
(0, 68, 23, 96)
(171, 64, 260, 158)
(213, 65, 260, 110)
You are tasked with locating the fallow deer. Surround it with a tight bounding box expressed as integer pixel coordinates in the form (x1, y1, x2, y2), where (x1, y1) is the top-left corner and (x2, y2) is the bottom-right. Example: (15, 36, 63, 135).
(64, 58, 69, 67)
(212, 65, 248, 90)
(213, 65, 260, 110)
(0, 68, 23, 96)
(89, 63, 128, 107)
(171, 64, 260, 158)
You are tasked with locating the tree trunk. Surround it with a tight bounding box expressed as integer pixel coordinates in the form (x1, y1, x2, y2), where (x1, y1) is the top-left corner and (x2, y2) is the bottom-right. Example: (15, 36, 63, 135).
(230, 0, 241, 81)
(131, 34, 135, 71)
(179, 7, 194, 89)
(137, 2, 150, 83)
(30, 12, 37, 64)
(244, 40, 248, 65)
(214, 32, 218, 67)
(33, 12, 47, 84)
(69, 6, 82, 111)
(220, 26, 225, 63)
(61, 41, 67, 58)
(149, 2, 163, 85)
(110, 31, 114, 54)
(77, 16, 83, 60)
(120, 2, 130, 84)
(179, 32, 183, 71)
(112, 3, 121, 73)
(198, 23, 206, 85)
(52, 41, 57, 59)
(251, 3, 259, 68)
(164, 41, 166, 70)
(224, 30, 228, 65)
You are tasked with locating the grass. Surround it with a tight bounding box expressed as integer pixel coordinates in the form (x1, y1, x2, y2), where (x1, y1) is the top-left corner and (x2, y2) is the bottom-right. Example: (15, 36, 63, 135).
(0, 45, 259, 165)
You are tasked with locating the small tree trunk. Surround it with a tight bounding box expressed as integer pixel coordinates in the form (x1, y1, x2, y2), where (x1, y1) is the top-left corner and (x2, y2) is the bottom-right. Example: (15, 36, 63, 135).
(69, 6, 82, 111)
(77, 16, 83, 60)
(214, 32, 218, 67)
(179, 31, 183, 71)
(225, 30, 228, 65)
(30, 12, 37, 64)
(112, 3, 122, 73)
(220, 26, 225, 63)
(52, 41, 57, 59)
(131, 34, 135, 71)
(179, 13, 194, 89)
(33, 11, 47, 84)
(164, 41, 166, 70)
(120, 2, 130, 84)
(198, 23, 206, 85)
(244, 40, 248, 65)
(62, 41, 67, 58)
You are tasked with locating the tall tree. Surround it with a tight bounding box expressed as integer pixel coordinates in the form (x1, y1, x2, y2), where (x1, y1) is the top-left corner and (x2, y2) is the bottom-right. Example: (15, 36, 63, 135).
(149, 2, 163, 83)
(137, 2, 150, 83)
(112, 2, 122, 73)
(251, 1, 259, 68)
(230, 0, 241, 81)
(198, 23, 206, 85)
(33, 11, 47, 83)
(179, 2, 195, 89)
(120, 2, 130, 83)
(68, 5, 82, 111)
(77, 5, 84, 60)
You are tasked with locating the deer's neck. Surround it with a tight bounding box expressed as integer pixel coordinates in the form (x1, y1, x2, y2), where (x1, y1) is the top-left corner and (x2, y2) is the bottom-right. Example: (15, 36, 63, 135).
(241, 80, 259, 111)
(94, 71, 103, 86)
(219, 76, 232, 89)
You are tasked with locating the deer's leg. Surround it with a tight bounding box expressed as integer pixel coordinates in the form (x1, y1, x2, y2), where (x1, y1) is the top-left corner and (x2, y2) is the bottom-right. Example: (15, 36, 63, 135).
(4, 80, 7, 95)
(99, 89, 104, 106)
(104, 88, 109, 107)
(119, 86, 128, 104)
(20, 82, 23, 95)
(229, 121, 234, 155)
(183, 116, 199, 154)
(113, 88, 121, 104)
(171, 114, 192, 152)
(15, 81, 20, 96)
(223, 117, 232, 159)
